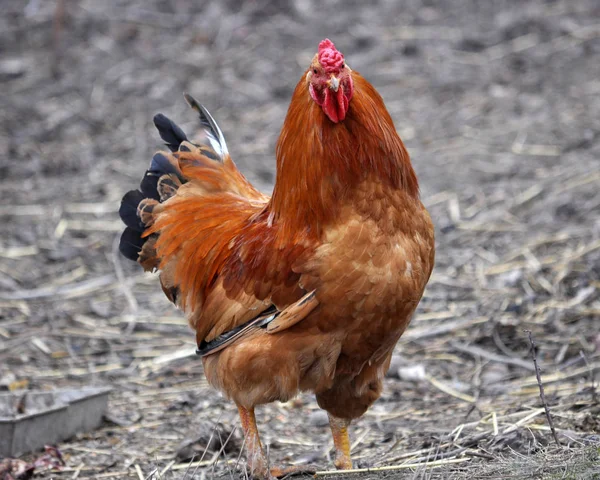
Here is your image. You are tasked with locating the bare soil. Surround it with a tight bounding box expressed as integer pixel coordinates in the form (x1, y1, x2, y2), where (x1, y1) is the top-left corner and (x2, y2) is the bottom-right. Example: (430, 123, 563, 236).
(1, 0, 599, 479)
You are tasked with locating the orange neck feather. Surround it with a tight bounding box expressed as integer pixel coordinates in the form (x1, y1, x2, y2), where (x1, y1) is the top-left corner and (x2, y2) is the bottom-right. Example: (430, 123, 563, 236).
(269, 71, 418, 239)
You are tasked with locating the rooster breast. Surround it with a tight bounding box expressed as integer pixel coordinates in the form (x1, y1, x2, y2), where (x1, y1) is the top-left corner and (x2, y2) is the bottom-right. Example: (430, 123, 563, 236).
(302, 178, 435, 376)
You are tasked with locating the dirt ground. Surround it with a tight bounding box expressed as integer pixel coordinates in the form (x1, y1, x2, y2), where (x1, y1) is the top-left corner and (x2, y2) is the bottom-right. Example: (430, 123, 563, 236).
(1, 0, 599, 478)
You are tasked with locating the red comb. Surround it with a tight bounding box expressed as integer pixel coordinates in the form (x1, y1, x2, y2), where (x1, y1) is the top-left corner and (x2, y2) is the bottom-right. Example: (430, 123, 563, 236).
(318, 38, 344, 74)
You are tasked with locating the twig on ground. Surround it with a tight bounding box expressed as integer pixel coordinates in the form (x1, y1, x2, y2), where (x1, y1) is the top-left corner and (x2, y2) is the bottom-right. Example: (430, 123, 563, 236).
(526, 330, 561, 447)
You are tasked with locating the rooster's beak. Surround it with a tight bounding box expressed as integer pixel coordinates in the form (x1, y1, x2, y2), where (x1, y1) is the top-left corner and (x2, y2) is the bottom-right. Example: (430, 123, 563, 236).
(327, 75, 340, 92)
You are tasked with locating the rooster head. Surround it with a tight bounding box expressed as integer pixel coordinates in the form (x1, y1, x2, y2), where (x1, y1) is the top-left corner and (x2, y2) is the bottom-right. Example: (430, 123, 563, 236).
(307, 39, 354, 123)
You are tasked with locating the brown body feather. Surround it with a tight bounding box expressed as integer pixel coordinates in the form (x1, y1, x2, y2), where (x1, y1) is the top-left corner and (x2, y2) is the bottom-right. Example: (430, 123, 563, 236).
(139, 70, 434, 415)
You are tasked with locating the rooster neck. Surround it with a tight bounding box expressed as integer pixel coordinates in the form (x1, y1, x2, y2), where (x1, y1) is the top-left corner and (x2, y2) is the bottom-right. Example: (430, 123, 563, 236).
(268, 72, 419, 241)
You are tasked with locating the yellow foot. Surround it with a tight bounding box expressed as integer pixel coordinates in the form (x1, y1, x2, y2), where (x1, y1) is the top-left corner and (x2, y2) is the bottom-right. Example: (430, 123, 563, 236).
(333, 454, 352, 470)
(328, 414, 353, 470)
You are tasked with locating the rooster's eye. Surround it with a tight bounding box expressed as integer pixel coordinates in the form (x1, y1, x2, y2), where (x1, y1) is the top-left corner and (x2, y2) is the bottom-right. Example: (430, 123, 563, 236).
(313, 69, 318, 74)
(341, 63, 345, 68)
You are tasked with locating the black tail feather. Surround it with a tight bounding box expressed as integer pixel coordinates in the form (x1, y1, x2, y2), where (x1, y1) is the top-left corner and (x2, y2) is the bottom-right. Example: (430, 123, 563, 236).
(119, 227, 145, 261)
(119, 190, 145, 231)
(140, 170, 161, 200)
(153, 113, 188, 152)
(120, 110, 192, 264)
(120, 157, 183, 264)
(150, 152, 183, 179)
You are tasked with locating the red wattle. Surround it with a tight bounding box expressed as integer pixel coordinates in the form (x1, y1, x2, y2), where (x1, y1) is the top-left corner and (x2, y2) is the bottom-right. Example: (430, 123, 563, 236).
(336, 85, 347, 121)
(322, 86, 348, 123)
(322, 89, 338, 123)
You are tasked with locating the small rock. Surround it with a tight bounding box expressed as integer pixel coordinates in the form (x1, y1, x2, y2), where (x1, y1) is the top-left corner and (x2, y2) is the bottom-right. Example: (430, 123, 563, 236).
(398, 364, 426, 382)
(386, 354, 408, 378)
(309, 410, 329, 427)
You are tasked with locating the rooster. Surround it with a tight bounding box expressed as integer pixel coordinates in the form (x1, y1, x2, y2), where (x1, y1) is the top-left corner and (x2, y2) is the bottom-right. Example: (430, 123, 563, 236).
(119, 39, 435, 479)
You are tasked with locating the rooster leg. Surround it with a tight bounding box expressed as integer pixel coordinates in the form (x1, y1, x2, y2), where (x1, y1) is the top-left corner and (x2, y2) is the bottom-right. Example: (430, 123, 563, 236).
(237, 405, 316, 479)
(238, 405, 271, 478)
(328, 414, 352, 470)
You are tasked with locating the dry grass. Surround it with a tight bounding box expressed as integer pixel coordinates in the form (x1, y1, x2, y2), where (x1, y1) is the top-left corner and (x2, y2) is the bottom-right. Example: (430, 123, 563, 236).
(1, 0, 600, 478)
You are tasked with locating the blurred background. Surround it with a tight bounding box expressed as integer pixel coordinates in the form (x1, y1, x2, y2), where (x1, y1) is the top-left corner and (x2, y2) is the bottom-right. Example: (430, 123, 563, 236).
(1, 0, 599, 478)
